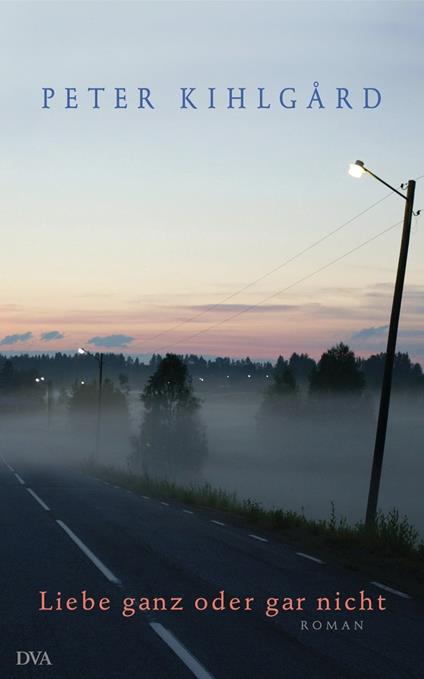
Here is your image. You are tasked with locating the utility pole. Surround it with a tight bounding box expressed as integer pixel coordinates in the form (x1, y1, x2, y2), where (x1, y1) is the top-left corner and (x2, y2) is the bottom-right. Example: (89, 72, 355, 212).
(365, 179, 415, 527)
(94, 353, 103, 461)
(78, 347, 104, 462)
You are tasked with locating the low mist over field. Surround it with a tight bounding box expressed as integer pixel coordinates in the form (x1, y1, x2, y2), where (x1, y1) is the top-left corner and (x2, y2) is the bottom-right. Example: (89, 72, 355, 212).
(1, 346, 423, 534)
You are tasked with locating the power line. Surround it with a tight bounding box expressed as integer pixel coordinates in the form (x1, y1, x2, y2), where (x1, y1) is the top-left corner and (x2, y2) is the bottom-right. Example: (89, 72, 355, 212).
(157, 219, 403, 351)
(144, 173, 423, 350)
(143, 192, 393, 344)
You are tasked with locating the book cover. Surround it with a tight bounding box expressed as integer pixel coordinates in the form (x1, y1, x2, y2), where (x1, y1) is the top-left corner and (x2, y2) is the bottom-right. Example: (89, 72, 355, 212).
(1, 1, 423, 677)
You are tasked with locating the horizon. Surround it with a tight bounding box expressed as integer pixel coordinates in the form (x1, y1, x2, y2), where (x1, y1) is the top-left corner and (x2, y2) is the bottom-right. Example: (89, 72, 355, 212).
(1, 345, 423, 371)
(1, 2, 423, 363)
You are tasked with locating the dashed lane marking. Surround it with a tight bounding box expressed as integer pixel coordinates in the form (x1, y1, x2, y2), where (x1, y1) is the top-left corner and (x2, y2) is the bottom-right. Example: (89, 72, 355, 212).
(26, 488, 50, 512)
(150, 622, 215, 679)
(249, 534, 268, 543)
(296, 552, 325, 565)
(56, 520, 121, 586)
(0, 456, 15, 472)
(370, 581, 410, 599)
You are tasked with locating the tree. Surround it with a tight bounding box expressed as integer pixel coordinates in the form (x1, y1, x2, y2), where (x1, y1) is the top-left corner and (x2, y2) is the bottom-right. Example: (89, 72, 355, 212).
(68, 379, 128, 416)
(361, 352, 424, 391)
(0, 359, 43, 412)
(288, 352, 316, 383)
(257, 356, 299, 429)
(67, 378, 129, 461)
(134, 353, 207, 478)
(309, 343, 365, 393)
(272, 356, 297, 395)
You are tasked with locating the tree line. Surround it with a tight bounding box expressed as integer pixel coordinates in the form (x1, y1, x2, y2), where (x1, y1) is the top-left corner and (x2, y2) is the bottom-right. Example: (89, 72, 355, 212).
(0, 343, 422, 480)
(0, 347, 423, 392)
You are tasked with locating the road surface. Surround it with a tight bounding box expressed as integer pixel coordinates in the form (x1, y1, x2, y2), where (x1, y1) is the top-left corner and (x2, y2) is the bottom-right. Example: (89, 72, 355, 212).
(0, 453, 423, 679)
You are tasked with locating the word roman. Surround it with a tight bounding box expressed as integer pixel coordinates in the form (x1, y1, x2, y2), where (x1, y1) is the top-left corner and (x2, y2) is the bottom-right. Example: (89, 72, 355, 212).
(38, 589, 386, 619)
(300, 619, 364, 631)
(41, 83, 382, 110)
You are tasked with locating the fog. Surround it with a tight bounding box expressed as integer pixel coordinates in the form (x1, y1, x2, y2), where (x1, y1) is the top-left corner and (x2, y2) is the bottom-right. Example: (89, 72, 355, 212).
(199, 391, 423, 534)
(1, 387, 422, 536)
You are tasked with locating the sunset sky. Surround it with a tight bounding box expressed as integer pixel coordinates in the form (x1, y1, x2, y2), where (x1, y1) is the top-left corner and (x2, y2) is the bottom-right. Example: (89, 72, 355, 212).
(1, 1, 423, 362)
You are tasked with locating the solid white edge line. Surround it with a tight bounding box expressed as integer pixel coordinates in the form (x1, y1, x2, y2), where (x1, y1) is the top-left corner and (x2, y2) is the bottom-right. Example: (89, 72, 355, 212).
(26, 488, 50, 512)
(249, 534, 268, 543)
(210, 520, 226, 526)
(150, 622, 215, 679)
(14, 472, 25, 485)
(296, 552, 325, 565)
(56, 520, 121, 586)
(370, 581, 411, 599)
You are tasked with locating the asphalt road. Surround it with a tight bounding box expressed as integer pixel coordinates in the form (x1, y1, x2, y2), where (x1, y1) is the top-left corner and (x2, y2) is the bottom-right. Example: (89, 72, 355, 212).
(1, 453, 423, 679)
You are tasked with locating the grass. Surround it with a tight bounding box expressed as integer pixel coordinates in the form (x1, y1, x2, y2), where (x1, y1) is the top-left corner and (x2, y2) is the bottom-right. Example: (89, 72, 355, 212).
(84, 462, 424, 595)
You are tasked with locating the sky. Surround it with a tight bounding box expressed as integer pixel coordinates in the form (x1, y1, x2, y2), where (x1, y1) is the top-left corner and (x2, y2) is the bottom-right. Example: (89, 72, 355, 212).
(1, 0, 423, 362)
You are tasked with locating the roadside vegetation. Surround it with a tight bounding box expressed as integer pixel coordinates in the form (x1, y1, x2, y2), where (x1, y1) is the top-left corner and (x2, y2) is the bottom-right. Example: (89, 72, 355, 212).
(84, 461, 424, 597)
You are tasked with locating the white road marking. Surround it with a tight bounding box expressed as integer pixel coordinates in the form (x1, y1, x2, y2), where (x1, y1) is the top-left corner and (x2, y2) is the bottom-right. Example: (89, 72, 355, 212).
(210, 520, 226, 526)
(14, 472, 26, 485)
(249, 534, 268, 543)
(370, 581, 411, 599)
(150, 622, 215, 679)
(160, 501, 170, 507)
(26, 488, 50, 512)
(142, 495, 150, 500)
(1, 456, 15, 472)
(56, 520, 121, 586)
(296, 552, 325, 565)
(183, 509, 194, 514)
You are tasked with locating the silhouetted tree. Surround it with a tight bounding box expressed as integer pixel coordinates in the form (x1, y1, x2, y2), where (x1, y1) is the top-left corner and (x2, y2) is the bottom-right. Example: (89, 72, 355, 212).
(289, 352, 316, 383)
(68, 379, 128, 416)
(272, 356, 297, 394)
(67, 379, 129, 460)
(134, 353, 207, 478)
(309, 343, 365, 393)
(257, 356, 300, 429)
(360, 352, 424, 391)
(0, 359, 43, 412)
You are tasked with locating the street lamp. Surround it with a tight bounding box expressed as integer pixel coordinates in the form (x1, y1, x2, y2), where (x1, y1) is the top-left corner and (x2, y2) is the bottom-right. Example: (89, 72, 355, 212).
(78, 347, 103, 461)
(349, 159, 417, 528)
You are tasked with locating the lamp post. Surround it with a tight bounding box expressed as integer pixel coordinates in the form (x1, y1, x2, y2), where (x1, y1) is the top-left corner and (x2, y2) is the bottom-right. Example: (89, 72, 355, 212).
(349, 160, 417, 528)
(35, 376, 52, 430)
(78, 347, 103, 461)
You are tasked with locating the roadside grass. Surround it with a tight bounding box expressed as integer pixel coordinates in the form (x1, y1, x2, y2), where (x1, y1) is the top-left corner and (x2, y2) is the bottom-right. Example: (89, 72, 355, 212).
(84, 462, 424, 594)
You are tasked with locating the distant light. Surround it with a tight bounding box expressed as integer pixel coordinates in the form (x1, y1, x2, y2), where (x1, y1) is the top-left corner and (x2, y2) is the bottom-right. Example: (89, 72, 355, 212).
(198, 377, 204, 382)
(247, 374, 252, 378)
(265, 374, 270, 378)
(348, 160, 365, 178)
(40, 376, 45, 381)
(35, 378, 40, 383)
(80, 380, 85, 385)
(226, 375, 230, 379)
(78, 347, 87, 355)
